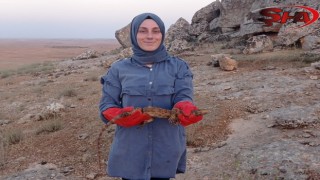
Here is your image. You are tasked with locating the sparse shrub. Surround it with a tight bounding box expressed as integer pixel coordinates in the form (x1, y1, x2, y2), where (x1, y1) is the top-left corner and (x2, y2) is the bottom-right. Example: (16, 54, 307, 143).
(5, 130, 23, 145)
(186, 125, 205, 147)
(0, 70, 14, 79)
(0, 62, 54, 78)
(33, 87, 44, 95)
(0, 132, 6, 166)
(84, 74, 99, 82)
(36, 120, 63, 135)
(59, 88, 77, 98)
(16, 62, 55, 75)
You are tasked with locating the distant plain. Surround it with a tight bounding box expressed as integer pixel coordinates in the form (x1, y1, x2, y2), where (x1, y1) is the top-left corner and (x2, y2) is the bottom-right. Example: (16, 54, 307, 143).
(0, 39, 120, 70)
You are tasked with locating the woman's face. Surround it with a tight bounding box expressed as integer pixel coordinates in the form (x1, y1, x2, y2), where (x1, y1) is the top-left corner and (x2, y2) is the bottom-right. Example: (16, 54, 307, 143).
(136, 19, 163, 52)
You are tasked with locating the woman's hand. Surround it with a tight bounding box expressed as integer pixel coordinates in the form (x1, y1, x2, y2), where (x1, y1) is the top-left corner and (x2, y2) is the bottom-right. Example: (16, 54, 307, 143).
(102, 107, 151, 127)
(173, 101, 203, 126)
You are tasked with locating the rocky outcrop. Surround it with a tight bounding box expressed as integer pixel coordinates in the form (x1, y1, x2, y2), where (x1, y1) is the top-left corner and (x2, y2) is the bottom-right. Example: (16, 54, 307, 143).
(73, 50, 100, 60)
(190, 1, 222, 36)
(114, 0, 320, 54)
(270, 106, 320, 129)
(243, 35, 273, 54)
(117, 47, 133, 59)
(197, 0, 320, 50)
(300, 35, 320, 51)
(275, 22, 320, 46)
(311, 61, 320, 70)
(115, 23, 131, 48)
(217, 0, 255, 33)
(2, 163, 66, 180)
(165, 18, 193, 53)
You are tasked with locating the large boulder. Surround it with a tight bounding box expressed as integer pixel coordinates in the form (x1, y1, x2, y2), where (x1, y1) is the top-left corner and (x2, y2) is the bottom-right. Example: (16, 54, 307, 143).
(115, 23, 131, 48)
(210, 54, 238, 71)
(275, 22, 320, 46)
(190, 1, 221, 36)
(113, 0, 320, 52)
(166, 18, 191, 43)
(166, 39, 193, 54)
(301, 35, 320, 51)
(217, 0, 255, 33)
(192, 1, 221, 24)
(117, 47, 133, 59)
(240, 0, 320, 43)
(219, 56, 238, 71)
(190, 1, 222, 36)
(243, 35, 273, 54)
(166, 18, 193, 54)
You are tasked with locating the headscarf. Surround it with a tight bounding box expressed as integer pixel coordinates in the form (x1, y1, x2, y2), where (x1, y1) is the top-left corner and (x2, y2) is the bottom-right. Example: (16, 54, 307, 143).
(130, 13, 169, 64)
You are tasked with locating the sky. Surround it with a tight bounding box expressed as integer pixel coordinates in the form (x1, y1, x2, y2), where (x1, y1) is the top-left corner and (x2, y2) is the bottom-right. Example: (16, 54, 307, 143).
(0, 0, 214, 39)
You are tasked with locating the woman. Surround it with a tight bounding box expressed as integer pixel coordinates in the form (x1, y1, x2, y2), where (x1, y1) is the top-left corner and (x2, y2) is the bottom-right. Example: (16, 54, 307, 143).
(99, 12, 203, 180)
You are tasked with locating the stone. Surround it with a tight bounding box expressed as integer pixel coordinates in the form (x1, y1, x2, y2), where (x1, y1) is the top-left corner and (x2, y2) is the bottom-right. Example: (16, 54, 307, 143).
(86, 173, 98, 179)
(115, 23, 131, 48)
(275, 22, 320, 46)
(165, 18, 193, 54)
(166, 18, 191, 42)
(218, 0, 255, 32)
(270, 106, 319, 129)
(210, 54, 237, 71)
(191, 1, 221, 24)
(73, 50, 100, 60)
(46, 102, 65, 113)
(219, 57, 238, 71)
(190, 1, 221, 36)
(243, 35, 273, 54)
(117, 47, 133, 59)
(301, 35, 320, 51)
(166, 39, 193, 54)
(311, 61, 320, 70)
(0, 120, 11, 125)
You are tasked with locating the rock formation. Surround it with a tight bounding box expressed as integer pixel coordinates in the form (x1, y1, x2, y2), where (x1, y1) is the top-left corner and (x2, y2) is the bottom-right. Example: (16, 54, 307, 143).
(114, 0, 320, 54)
(115, 23, 131, 48)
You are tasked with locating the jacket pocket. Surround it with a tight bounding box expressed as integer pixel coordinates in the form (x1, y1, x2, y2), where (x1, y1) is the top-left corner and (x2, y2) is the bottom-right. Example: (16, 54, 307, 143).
(153, 86, 175, 109)
(120, 86, 146, 97)
(120, 86, 147, 107)
(154, 85, 174, 95)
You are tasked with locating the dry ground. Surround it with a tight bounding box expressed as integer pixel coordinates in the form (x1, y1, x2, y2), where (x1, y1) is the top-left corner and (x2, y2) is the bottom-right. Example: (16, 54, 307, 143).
(0, 40, 319, 179)
(0, 39, 119, 70)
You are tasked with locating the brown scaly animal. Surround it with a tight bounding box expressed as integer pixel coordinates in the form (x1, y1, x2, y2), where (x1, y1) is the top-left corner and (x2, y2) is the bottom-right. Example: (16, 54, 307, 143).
(96, 106, 209, 176)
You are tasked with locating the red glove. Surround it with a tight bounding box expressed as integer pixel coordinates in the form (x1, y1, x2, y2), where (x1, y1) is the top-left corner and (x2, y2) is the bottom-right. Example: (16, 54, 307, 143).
(102, 107, 151, 127)
(174, 101, 203, 126)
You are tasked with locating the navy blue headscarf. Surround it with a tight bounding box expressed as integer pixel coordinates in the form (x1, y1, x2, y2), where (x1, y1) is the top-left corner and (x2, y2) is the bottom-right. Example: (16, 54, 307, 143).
(130, 13, 169, 64)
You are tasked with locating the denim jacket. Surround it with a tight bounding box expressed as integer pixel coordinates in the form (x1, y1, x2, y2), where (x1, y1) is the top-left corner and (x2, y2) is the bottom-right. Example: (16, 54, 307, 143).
(99, 56, 193, 179)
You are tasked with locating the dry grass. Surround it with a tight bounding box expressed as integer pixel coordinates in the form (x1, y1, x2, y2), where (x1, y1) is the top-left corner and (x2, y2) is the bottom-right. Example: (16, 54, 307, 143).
(58, 87, 77, 98)
(16, 62, 55, 75)
(0, 132, 6, 167)
(3, 130, 24, 145)
(83, 74, 99, 82)
(0, 70, 14, 79)
(0, 62, 55, 78)
(234, 49, 302, 61)
(35, 120, 63, 135)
